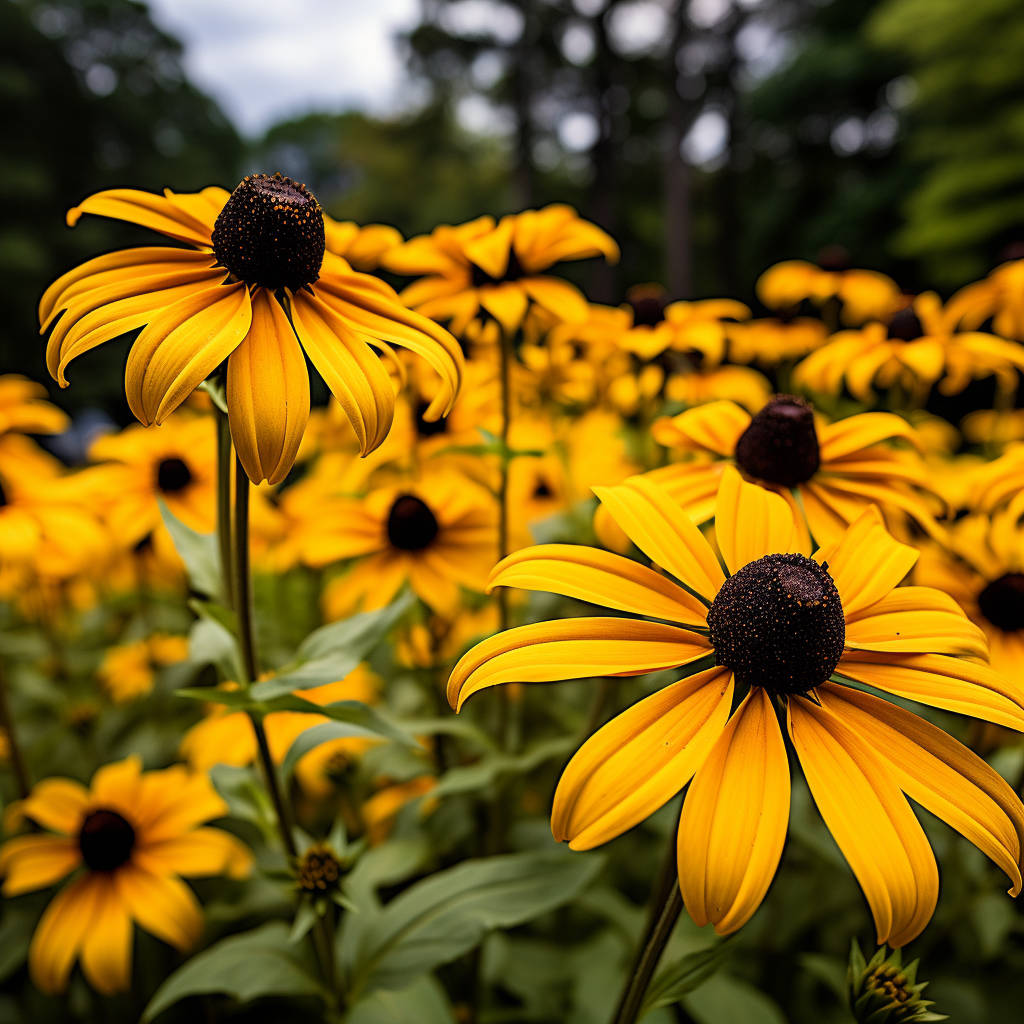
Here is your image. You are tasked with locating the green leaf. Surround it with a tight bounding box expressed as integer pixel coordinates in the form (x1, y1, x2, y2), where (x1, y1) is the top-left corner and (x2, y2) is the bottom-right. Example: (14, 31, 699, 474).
(683, 974, 787, 1024)
(252, 593, 413, 699)
(640, 944, 729, 1016)
(187, 613, 241, 682)
(158, 499, 222, 599)
(142, 922, 327, 1021)
(344, 848, 604, 997)
(281, 711, 415, 779)
(346, 975, 455, 1024)
(432, 736, 573, 799)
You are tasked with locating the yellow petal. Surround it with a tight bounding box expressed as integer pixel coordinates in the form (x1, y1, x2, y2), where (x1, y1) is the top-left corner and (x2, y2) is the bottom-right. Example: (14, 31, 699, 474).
(0, 835, 79, 896)
(817, 411, 924, 462)
(115, 865, 203, 951)
(125, 281, 252, 425)
(677, 688, 790, 934)
(522, 276, 589, 323)
(553, 667, 733, 849)
(837, 651, 1024, 732)
(290, 290, 395, 456)
(29, 875, 102, 994)
(227, 291, 310, 484)
(788, 696, 938, 947)
(136, 827, 252, 880)
(715, 466, 804, 573)
(67, 188, 213, 247)
(447, 617, 712, 711)
(79, 874, 133, 994)
(843, 586, 988, 658)
(593, 476, 724, 601)
(650, 400, 751, 456)
(15, 778, 89, 834)
(478, 283, 529, 334)
(813, 505, 916, 615)
(488, 543, 708, 626)
(818, 683, 1024, 895)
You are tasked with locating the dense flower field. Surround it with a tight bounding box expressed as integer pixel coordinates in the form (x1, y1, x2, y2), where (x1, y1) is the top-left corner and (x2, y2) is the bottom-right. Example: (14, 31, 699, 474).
(2, 174, 1024, 1022)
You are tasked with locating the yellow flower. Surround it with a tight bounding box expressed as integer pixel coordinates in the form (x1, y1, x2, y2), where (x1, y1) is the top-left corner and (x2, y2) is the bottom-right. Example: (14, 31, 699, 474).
(0, 757, 251, 995)
(757, 259, 901, 325)
(642, 395, 942, 545)
(0, 375, 69, 437)
(383, 206, 619, 337)
(449, 468, 1024, 945)
(40, 175, 463, 483)
(946, 256, 1024, 341)
(915, 515, 1024, 684)
(794, 293, 1024, 401)
(619, 296, 749, 365)
(323, 215, 402, 271)
(315, 469, 499, 618)
(726, 315, 828, 365)
(363, 776, 437, 845)
(663, 364, 773, 413)
(98, 634, 189, 703)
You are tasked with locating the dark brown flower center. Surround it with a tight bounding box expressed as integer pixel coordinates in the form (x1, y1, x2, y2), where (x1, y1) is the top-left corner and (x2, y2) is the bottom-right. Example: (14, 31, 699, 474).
(627, 284, 668, 327)
(297, 845, 343, 894)
(708, 553, 845, 695)
(887, 306, 924, 342)
(734, 395, 821, 487)
(470, 248, 525, 287)
(0, 477, 7, 508)
(78, 808, 136, 871)
(156, 456, 193, 494)
(212, 173, 325, 290)
(386, 494, 439, 551)
(978, 572, 1024, 633)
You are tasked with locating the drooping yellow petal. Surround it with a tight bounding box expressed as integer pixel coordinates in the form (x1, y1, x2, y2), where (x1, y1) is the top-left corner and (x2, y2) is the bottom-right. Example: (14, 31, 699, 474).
(593, 476, 724, 601)
(135, 827, 252, 880)
(78, 874, 133, 994)
(125, 281, 252, 425)
(522, 276, 590, 323)
(553, 667, 733, 850)
(814, 505, 916, 615)
(715, 466, 804, 573)
(29, 875, 103, 994)
(677, 688, 790, 935)
(115, 865, 204, 951)
(817, 412, 924, 462)
(650, 400, 751, 457)
(818, 683, 1024, 895)
(447, 617, 712, 712)
(14, 778, 89, 834)
(290, 290, 396, 456)
(66, 188, 214, 247)
(227, 290, 310, 484)
(788, 696, 938, 947)
(478, 283, 529, 334)
(0, 835, 79, 896)
(837, 651, 1024, 732)
(488, 543, 708, 626)
(843, 586, 988, 658)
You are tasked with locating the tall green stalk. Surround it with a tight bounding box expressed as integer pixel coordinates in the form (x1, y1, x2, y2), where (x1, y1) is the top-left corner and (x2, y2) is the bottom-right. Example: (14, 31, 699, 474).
(0, 662, 30, 799)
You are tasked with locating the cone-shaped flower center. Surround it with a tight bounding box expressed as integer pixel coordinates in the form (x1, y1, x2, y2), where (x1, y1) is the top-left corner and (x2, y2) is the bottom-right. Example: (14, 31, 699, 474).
(386, 494, 439, 551)
(708, 553, 845, 695)
(0, 477, 7, 508)
(212, 173, 326, 290)
(734, 395, 821, 487)
(156, 456, 193, 494)
(978, 572, 1024, 633)
(627, 285, 668, 327)
(297, 844, 343, 894)
(887, 306, 924, 342)
(78, 808, 136, 871)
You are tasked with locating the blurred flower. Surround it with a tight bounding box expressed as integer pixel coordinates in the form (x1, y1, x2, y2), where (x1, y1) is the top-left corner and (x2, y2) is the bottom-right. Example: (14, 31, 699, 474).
(97, 634, 189, 703)
(41, 175, 462, 483)
(450, 468, 1023, 945)
(0, 757, 250, 995)
(794, 293, 1024, 401)
(757, 259, 901, 325)
(323, 216, 402, 271)
(641, 395, 942, 545)
(726, 315, 828, 366)
(384, 205, 618, 337)
(663, 364, 773, 413)
(363, 775, 437, 844)
(315, 470, 498, 618)
(0, 375, 69, 437)
(947, 256, 1024, 342)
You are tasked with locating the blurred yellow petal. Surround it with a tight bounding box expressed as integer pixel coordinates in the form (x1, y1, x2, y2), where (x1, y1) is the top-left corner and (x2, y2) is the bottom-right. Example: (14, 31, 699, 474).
(715, 467, 803, 573)
(115, 865, 203, 952)
(79, 875, 132, 994)
(0, 835, 79, 896)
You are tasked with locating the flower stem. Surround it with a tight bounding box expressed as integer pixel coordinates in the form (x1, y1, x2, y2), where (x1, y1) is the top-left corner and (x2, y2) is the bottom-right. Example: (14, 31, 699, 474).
(611, 815, 686, 1024)
(215, 410, 235, 610)
(0, 662, 30, 799)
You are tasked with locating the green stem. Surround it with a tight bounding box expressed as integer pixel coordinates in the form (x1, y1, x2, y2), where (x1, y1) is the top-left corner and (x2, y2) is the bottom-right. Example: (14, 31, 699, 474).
(0, 661, 30, 799)
(611, 816, 686, 1024)
(215, 409, 235, 610)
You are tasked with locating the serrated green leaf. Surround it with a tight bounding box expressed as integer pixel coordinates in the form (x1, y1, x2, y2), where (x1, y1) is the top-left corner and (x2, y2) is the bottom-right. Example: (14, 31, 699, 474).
(343, 848, 604, 997)
(142, 922, 327, 1021)
(158, 499, 222, 599)
(640, 944, 729, 1016)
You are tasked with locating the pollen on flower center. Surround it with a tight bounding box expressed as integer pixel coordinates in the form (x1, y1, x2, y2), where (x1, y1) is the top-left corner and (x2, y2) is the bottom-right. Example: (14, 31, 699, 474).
(708, 552, 845, 695)
(156, 456, 193, 493)
(387, 494, 440, 551)
(78, 808, 136, 871)
(212, 172, 326, 291)
(297, 844, 343, 894)
(977, 572, 1024, 632)
(734, 395, 821, 487)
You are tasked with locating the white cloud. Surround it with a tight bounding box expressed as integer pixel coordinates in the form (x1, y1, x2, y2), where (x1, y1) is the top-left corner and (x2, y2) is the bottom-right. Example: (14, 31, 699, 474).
(145, 0, 420, 136)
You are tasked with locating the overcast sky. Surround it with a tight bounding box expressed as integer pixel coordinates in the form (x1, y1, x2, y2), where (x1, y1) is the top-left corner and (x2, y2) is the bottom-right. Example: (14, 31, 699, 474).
(146, 0, 421, 137)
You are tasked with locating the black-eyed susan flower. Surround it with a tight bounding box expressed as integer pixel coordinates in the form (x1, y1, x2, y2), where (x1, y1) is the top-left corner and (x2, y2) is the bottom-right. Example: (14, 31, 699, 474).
(0, 757, 250, 994)
(757, 259, 901, 325)
(40, 175, 463, 484)
(794, 293, 1024, 402)
(323, 215, 402, 272)
(315, 469, 498, 618)
(0, 375, 69, 439)
(97, 634, 189, 703)
(449, 468, 1024, 945)
(383, 206, 619, 337)
(947, 255, 1024, 342)
(641, 395, 943, 545)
